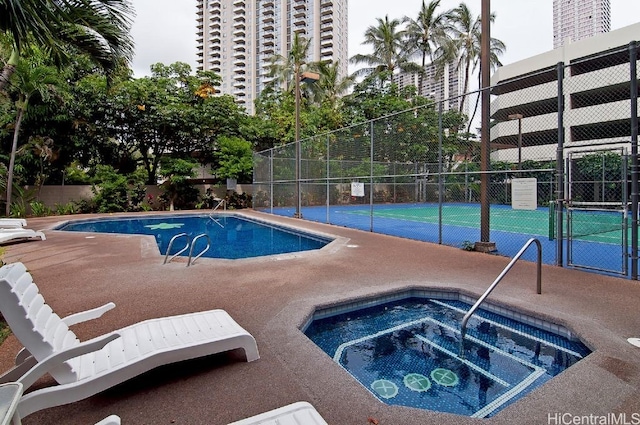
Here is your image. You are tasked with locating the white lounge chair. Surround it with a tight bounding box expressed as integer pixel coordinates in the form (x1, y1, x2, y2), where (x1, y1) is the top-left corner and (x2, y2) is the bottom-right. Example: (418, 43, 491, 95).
(0, 262, 259, 421)
(94, 415, 121, 425)
(228, 402, 328, 425)
(0, 219, 26, 229)
(0, 229, 45, 245)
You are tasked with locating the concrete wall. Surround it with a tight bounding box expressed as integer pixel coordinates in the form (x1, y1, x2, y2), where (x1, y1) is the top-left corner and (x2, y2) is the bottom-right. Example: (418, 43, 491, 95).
(33, 184, 253, 209)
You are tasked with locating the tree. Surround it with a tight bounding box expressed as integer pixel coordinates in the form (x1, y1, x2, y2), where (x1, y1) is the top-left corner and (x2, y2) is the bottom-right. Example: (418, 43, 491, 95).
(213, 136, 253, 183)
(307, 60, 355, 110)
(402, 0, 453, 92)
(107, 62, 243, 184)
(158, 157, 197, 211)
(350, 15, 421, 86)
(437, 3, 505, 114)
(0, 0, 134, 91)
(5, 56, 61, 215)
(264, 32, 312, 94)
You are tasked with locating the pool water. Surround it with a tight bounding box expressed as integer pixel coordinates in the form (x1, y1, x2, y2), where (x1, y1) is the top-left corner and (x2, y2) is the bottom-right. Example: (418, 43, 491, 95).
(304, 297, 591, 418)
(56, 215, 331, 259)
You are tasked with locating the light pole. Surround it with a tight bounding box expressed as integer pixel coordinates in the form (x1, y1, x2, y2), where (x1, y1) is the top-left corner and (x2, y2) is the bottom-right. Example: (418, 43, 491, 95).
(294, 71, 319, 218)
(508, 113, 523, 169)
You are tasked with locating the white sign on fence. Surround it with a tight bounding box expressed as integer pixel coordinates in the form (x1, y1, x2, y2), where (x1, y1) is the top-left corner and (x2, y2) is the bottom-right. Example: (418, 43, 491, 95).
(511, 178, 537, 210)
(351, 182, 365, 197)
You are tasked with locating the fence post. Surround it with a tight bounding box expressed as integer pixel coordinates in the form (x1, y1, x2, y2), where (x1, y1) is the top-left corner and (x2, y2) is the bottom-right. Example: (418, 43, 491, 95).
(555, 61, 565, 267)
(326, 134, 330, 224)
(370, 120, 374, 232)
(269, 148, 274, 214)
(630, 41, 638, 279)
(438, 100, 444, 245)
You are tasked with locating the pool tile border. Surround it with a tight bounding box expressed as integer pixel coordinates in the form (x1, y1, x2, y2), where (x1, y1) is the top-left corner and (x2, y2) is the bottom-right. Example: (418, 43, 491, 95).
(302, 287, 579, 341)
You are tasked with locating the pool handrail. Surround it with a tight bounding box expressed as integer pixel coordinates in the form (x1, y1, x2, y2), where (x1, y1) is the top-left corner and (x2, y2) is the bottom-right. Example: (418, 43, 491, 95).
(163, 233, 190, 264)
(459, 238, 542, 357)
(188, 234, 211, 266)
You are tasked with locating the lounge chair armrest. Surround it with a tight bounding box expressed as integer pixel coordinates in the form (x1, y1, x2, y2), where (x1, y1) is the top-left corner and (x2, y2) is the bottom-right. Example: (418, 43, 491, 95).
(17, 333, 121, 390)
(61, 302, 116, 327)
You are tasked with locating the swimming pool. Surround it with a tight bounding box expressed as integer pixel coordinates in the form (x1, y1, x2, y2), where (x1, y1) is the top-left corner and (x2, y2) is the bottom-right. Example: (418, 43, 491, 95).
(56, 214, 332, 259)
(304, 293, 591, 418)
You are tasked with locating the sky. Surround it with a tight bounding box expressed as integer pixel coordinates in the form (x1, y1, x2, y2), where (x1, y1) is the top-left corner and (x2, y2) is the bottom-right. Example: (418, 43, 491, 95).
(129, 0, 639, 78)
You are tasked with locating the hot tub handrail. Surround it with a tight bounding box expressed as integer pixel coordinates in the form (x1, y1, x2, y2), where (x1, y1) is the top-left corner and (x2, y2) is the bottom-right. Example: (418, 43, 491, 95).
(459, 238, 542, 356)
(163, 233, 190, 264)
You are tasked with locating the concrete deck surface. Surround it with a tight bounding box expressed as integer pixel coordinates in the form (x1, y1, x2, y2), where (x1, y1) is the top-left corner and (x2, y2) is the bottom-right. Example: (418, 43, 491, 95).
(1, 210, 640, 425)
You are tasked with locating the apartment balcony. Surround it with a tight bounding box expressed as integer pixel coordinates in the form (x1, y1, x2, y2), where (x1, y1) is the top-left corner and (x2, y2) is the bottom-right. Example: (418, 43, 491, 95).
(320, 47, 333, 55)
(293, 18, 306, 27)
(209, 29, 220, 37)
(320, 30, 332, 40)
(263, 31, 275, 40)
(262, 46, 275, 55)
(321, 39, 333, 48)
(294, 10, 306, 18)
(293, 27, 307, 35)
(262, 15, 274, 24)
(233, 44, 246, 52)
(233, 0, 245, 6)
(321, 14, 332, 23)
(233, 6, 245, 15)
(321, 0, 333, 5)
(210, 0, 221, 6)
(321, 22, 333, 31)
(233, 20, 245, 29)
(293, 2, 306, 10)
(263, 0, 274, 7)
(233, 28, 245, 37)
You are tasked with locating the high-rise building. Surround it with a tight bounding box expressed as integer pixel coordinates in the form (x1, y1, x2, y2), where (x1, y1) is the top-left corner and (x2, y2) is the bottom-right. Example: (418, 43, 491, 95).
(553, 0, 611, 49)
(196, 0, 349, 115)
(393, 62, 467, 114)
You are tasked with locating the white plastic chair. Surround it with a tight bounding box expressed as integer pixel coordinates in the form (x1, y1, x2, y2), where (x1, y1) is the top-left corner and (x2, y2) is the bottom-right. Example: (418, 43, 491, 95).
(0, 262, 259, 421)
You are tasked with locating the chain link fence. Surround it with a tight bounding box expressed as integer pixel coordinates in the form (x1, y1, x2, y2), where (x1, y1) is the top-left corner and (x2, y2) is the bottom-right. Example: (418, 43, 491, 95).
(254, 41, 639, 279)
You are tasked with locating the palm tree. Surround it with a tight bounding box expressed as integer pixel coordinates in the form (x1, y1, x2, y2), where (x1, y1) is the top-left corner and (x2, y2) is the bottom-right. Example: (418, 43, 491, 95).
(350, 15, 420, 86)
(307, 61, 355, 109)
(437, 3, 505, 115)
(5, 59, 61, 216)
(265, 32, 313, 94)
(0, 0, 134, 91)
(402, 0, 453, 92)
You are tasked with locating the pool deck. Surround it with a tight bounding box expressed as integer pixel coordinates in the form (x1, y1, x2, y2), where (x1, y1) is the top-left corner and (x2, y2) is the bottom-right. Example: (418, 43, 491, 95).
(1, 210, 640, 425)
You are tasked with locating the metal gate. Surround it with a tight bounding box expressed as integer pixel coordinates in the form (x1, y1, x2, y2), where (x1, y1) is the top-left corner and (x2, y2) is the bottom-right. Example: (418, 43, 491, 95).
(566, 148, 628, 275)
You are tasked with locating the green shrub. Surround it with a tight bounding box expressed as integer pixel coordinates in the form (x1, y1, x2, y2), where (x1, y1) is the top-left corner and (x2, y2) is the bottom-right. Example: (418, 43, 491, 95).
(54, 202, 77, 215)
(91, 165, 146, 213)
(30, 201, 51, 217)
